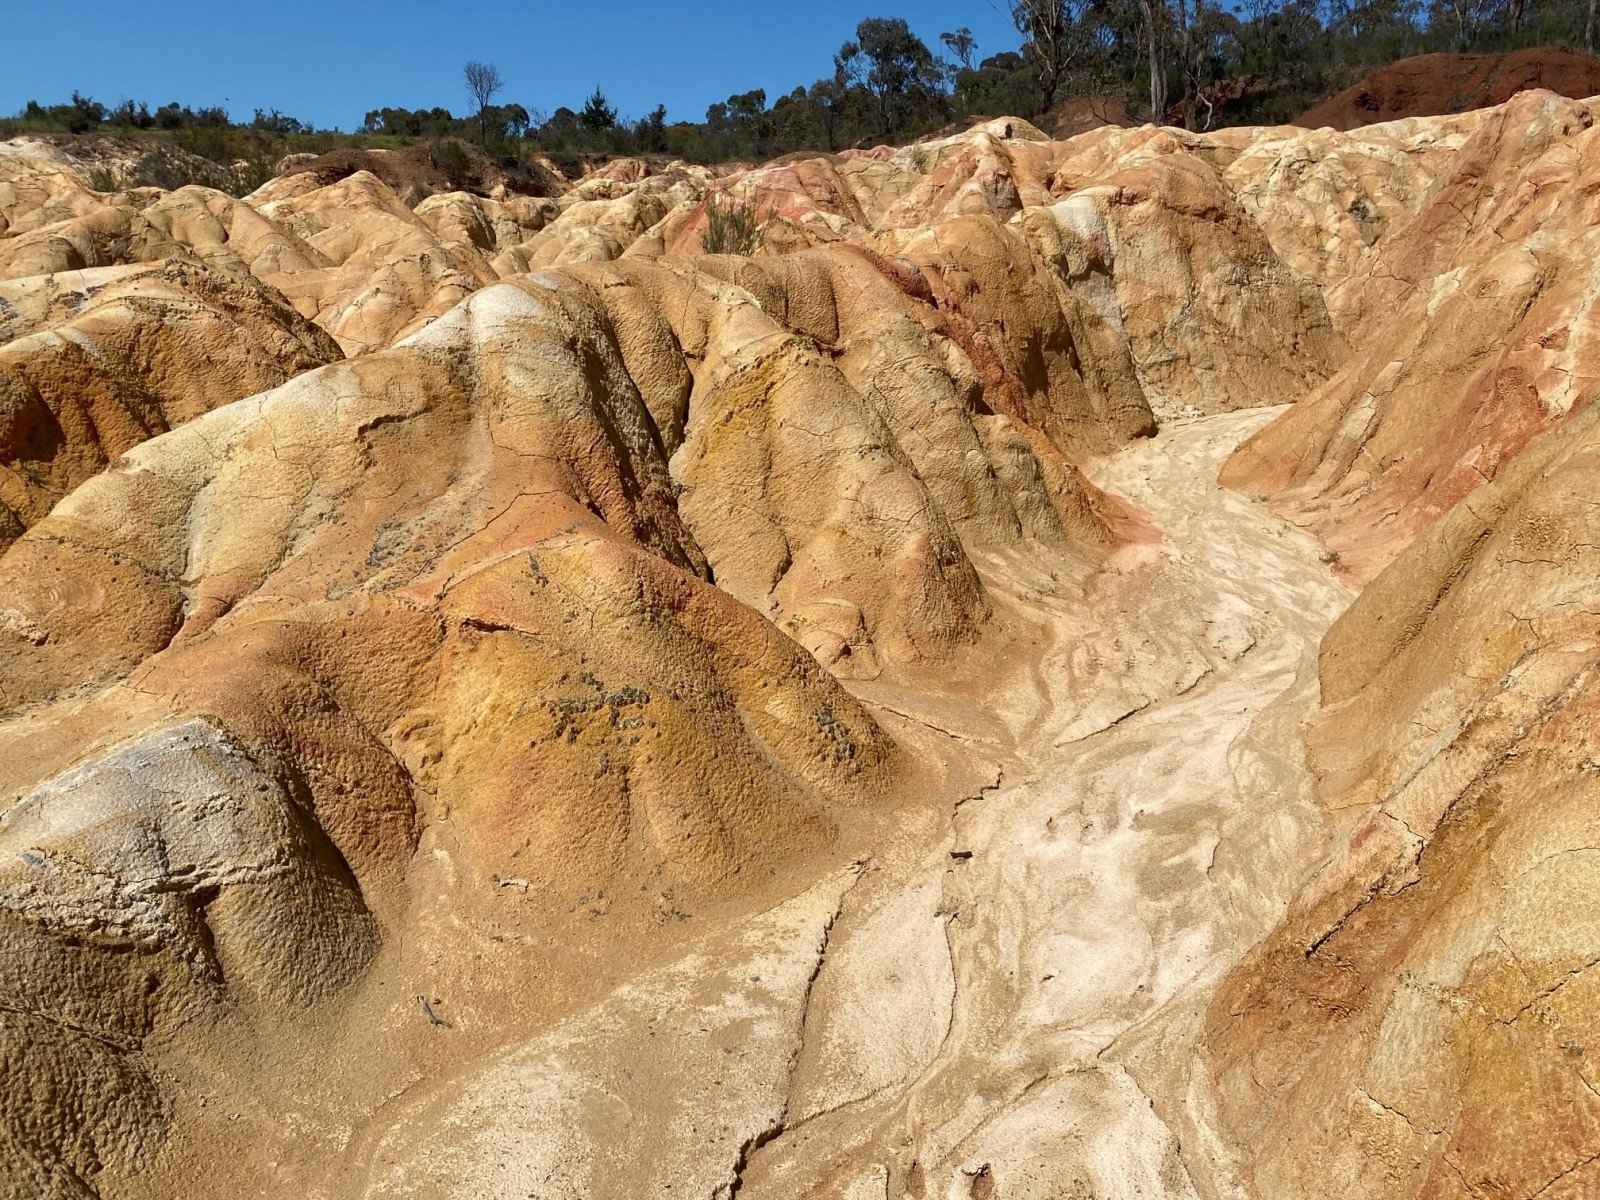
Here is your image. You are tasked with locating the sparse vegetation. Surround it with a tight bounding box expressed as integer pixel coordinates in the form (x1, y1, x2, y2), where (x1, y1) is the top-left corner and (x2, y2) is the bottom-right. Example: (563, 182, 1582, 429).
(701, 192, 764, 256)
(463, 59, 504, 144)
(429, 138, 473, 189)
(75, 148, 274, 197)
(7, 4, 1600, 182)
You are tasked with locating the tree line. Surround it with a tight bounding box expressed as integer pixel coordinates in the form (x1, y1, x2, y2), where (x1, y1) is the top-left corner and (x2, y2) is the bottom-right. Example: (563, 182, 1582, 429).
(7, 0, 1600, 172)
(435, 0, 1600, 154)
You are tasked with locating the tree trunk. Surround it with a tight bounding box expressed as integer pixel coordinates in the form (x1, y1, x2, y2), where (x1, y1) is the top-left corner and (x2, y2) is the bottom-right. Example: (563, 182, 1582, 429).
(1589, 0, 1597, 51)
(1041, 60, 1061, 113)
(1176, 0, 1195, 129)
(1037, 16, 1064, 114)
(1138, 0, 1168, 124)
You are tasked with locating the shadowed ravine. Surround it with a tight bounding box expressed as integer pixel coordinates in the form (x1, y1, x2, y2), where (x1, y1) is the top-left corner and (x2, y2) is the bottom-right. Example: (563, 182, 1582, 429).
(336, 409, 1352, 1200)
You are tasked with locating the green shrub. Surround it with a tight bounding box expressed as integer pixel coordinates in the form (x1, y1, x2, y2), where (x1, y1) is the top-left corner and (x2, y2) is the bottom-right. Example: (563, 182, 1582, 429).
(111, 148, 267, 196)
(430, 138, 472, 188)
(229, 155, 275, 197)
(702, 191, 763, 255)
(122, 149, 210, 190)
(174, 124, 234, 163)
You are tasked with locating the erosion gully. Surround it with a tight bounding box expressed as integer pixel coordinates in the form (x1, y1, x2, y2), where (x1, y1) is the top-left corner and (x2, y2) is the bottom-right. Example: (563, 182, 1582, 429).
(342, 409, 1353, 1200)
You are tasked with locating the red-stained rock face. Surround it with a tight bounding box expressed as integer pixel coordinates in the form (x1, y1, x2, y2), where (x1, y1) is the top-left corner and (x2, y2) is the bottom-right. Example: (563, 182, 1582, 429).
(1223, 90, 1600, 580)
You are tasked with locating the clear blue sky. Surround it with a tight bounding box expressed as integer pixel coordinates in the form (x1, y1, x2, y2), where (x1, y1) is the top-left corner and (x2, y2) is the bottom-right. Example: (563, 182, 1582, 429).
(0, 1, 1025, 131)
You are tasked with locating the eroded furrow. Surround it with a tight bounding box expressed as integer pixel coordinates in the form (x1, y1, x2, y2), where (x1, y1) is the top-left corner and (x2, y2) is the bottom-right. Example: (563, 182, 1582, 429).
(729, 409, 1354, 1199)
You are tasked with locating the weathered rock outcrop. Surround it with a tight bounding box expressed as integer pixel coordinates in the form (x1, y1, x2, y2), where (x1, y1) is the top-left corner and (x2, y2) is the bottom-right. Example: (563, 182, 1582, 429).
(12, 91, 1600, 1200)
(1208, 399, 1600, 1199)
(1051, 139, 1342, 417)
(1, 139, 110, 235)
(1221, 116, 1469, 309)
(1223, 90, 1600, 580)
(0, 203, 1154, 1188)
(651, 120, 1343, 419)
(0, 259, 339, 546)
(0, 273, 913, 1196)
(1203, 87, 1600, 1200)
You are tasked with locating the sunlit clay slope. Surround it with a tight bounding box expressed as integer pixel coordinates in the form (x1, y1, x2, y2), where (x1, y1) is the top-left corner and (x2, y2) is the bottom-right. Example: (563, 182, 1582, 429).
(1222, 90, 1600, 581)
(1206, 89, 1600, 1200)
(0, 259, 340, 548)
(1, 91, 1598, 1199)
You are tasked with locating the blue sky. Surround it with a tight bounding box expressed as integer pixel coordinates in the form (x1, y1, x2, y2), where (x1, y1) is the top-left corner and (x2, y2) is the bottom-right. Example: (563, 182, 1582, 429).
(1, 2, 1025, 131)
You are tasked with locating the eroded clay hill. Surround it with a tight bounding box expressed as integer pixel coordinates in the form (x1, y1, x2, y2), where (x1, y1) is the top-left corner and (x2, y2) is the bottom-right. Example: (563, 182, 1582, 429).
(0, 92, 1597, 1199)
(1210, 88, 1600, 1199)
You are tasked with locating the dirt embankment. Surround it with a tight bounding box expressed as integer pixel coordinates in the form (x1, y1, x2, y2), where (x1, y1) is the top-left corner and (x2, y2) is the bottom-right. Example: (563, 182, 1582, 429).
(275, 140, 568, 199)
(1297, 46, 1600, 129)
